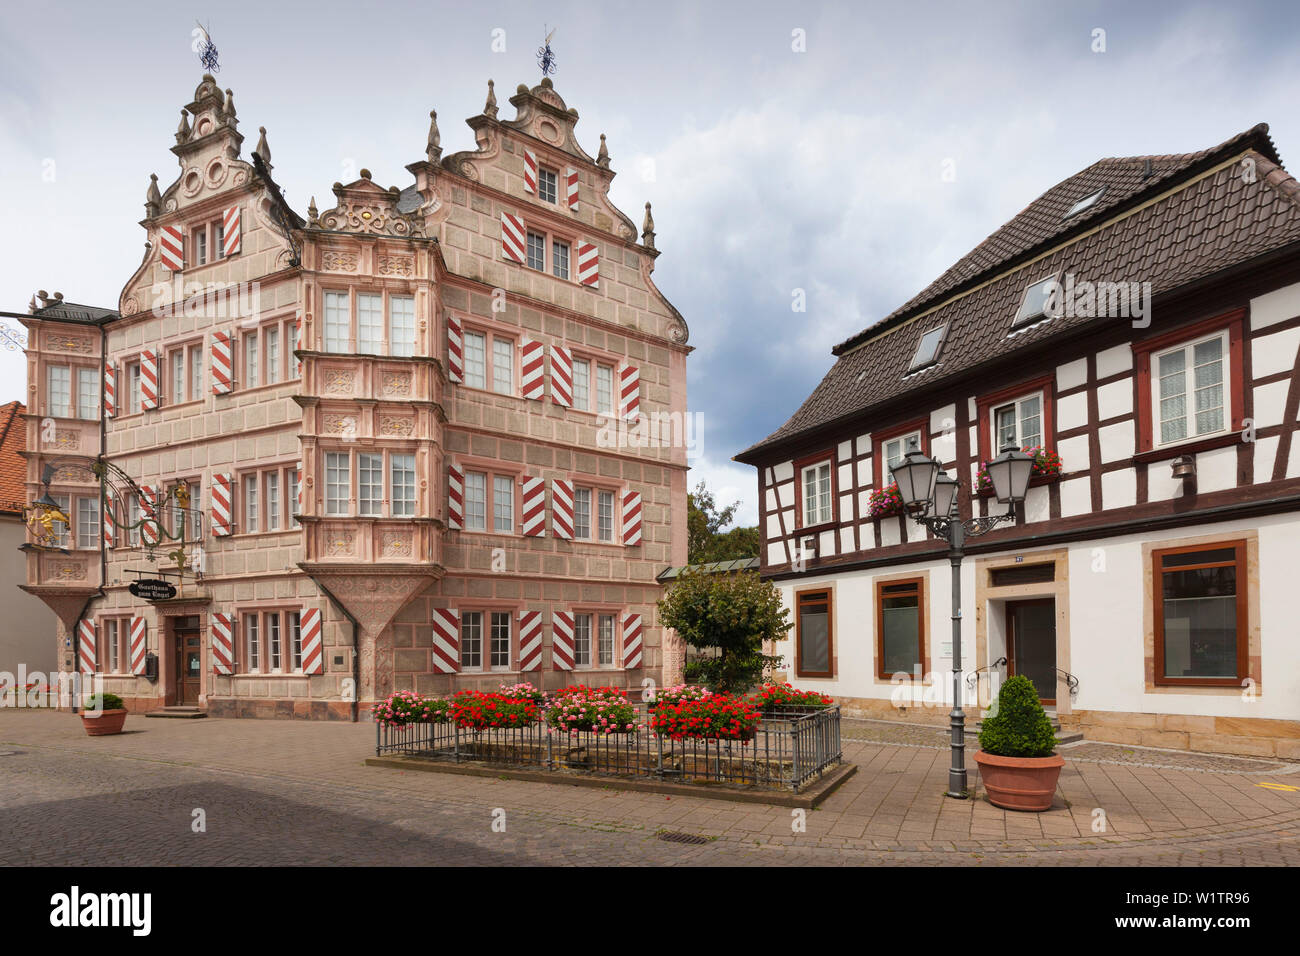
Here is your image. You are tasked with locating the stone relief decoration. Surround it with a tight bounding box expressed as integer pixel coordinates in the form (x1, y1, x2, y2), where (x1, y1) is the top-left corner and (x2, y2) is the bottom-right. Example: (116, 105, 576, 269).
(379, 416, 414, 437)
(48, 335, 92, 354)
(323, 528, 356, 557)
(380, 531, 412, 558)
(377, 256, 414, 277)
(54, 429, 80, 449)
(322, 369, 355, 394)
(52, 466, 94, 484)
(380, 371, 412, 396)
(321, 251, 358, 272)
(315, 171, 427, 238)
(323, 414, 358, 436)
(49, 560, 87, 581)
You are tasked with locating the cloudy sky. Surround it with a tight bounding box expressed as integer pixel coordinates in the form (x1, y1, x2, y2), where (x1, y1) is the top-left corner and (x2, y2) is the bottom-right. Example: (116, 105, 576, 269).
(2, 0, 1297, 526)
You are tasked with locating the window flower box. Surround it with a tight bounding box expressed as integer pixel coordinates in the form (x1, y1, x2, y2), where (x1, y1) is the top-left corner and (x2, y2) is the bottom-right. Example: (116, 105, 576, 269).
(973, 445, 1063, 497)
(867, 482, 906, 520)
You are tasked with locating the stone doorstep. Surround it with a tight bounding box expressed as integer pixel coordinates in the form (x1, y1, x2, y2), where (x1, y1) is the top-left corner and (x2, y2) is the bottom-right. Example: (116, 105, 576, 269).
(144, 707, 208, 719)
(363, 755, 859, 809)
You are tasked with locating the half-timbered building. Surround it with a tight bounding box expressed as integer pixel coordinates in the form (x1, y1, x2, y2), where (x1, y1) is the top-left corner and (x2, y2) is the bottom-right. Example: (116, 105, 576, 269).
(736, 124, 1300, 758)
(13, 72, 689, 717)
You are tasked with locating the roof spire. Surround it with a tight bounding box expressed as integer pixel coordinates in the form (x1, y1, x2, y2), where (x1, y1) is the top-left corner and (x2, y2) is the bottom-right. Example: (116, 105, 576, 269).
(223, 88, 236, 126)
(641, 202, 656, 249)
(255, 125, 271, 170)
(176, 110, 191, 145)
(597, 133, 610, 169)
(145, 174, 161, 218)
(426, 110, 442, 162)
(308, 196, 319, 225)
(484, 79, 498, 119)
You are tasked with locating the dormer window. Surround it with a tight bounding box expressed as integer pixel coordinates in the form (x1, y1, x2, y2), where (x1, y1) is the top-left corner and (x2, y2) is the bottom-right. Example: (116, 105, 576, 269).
(1064, 187, 1105, 219)
(537, 167, 558, 204)
(908, 324, 947, 372)
(1012, 273, 1060, 330)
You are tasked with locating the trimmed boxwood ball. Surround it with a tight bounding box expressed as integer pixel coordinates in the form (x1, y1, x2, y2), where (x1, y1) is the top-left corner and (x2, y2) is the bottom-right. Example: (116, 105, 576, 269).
(978, 675, 1056, 758)
(85, 692, 124, 711)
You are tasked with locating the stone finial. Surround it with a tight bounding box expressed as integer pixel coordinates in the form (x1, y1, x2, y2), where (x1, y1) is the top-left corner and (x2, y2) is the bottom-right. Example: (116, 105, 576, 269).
(175, 110, 191, 145)
(641, 202, 656, 249)
(37, 290, 51, 308)
(145, 174, 162, 218)
(255, 126, 271, 169)
(308, 196, 319, 225)
(597, 133, 610, 169)
(426, 110, 442, 163)
(223, 88, 237, 124)
(28, 294, 37, 313)
(484, 79, 498, 119)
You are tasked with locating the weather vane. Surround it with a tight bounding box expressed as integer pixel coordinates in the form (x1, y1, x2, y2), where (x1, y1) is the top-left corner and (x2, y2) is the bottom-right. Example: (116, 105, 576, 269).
(537, 26, 557, 77)
(196, 20, 220, 73)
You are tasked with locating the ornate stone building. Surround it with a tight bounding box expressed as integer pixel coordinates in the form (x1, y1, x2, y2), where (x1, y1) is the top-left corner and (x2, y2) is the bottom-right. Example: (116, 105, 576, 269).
(16, 73, 689, 718)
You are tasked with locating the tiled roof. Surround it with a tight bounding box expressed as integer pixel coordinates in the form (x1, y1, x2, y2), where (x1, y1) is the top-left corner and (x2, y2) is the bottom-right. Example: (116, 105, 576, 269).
(26, 300, 117, 324)
(0, 401, 27, 515)
(738, 124, 1300, 461)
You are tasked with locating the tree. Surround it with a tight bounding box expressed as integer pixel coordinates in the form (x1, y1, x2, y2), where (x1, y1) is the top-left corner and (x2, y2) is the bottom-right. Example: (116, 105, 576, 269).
(687, 482, 758, 564)
(657, 568, 789, 694)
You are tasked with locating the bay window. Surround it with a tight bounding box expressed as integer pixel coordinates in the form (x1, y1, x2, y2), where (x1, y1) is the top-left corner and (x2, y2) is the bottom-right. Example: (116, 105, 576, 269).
(358, 453, 383, 517)
(391, 454, 416, 517)
(357, 293, 383, 354)
(325, 452, 350, 516)
(389, 295, 415, 357)
(76, 368, 98, 420)
(47, 366, 70, 418)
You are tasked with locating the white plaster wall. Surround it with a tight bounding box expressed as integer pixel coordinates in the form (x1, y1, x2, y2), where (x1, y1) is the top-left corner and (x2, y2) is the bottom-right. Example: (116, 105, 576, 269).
(1251, 326, 1300, 378)
(1057, 434, 1090, 472)
(1057, 392, 1089, 431)
(1252, 380, 1289, 428)
(1250, 280, 1300, 331)
(1196, 445, 1237, 494)
(1057, 358, 1087, 392)
(1097, 378, 1133, 419)
(1098, 420, 1135, 463)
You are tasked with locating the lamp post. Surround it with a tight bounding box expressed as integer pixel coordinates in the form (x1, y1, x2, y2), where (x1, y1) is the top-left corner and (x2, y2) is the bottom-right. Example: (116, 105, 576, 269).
(890, 440, 1034, 798)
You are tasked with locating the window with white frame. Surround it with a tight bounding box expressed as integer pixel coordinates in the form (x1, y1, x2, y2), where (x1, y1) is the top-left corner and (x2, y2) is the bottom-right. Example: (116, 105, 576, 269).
(243, 331, 259, 389)
(358, 453, 383, 517)
(490, 611, 511, 669)
(492, 338, 514, 396)
(288, 470, 301, 527)
(463, 471, 487, 531)
(595, 363, 614, 415)
(265, 327, 280, 385)
(192, 226, 208, 266)
(801, 461, 832, 527)
(571, 486, 615, 542)
(190, 346, 203, 400)
(460, 612, 483, 669)
(538, 167, 558, 204)
(884, 432, 922, 472)
(243, 474, 259, 532)
(324, 291, 349, 353)
(574, 612, 616, 668)
(574, 613, 592, 667)
(103, 619, 121, 673)
(325, 452, 350, 516)
(573, 487, 591, 539)
(458, 611, 511, 671)
(242, 609, 294, 674)
(572, 357, 590, 409)
(391, 454, 416, 517)
(390, 295, 415, 357)
(357, 293, 383, 354)
(265, 472, 280, 531)
(493, 475, 514, 533)
(76, 497, 99, 550)
(127, 361, 142, 413)
(597, 489, 614, 542)
(552, 239, 570, 280)
(461, 328, 515, 394)
(288, 611, 303, 672)
(245, 613, 260, 671)
(76, 368, 97, 419)
(526, 231, 546, 271)
(47, 366, 70, 418)
(49, 494, 70, 548)
(170, 349, 186, 405)
(598, 613, 615, 667)
(1155, 331, 1228, 446)
(126, 495, 141, 546)
(992, 393, 1043, 452)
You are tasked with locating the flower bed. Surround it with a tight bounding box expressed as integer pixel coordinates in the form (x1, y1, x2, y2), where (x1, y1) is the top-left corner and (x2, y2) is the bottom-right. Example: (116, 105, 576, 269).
(498, 681, 547, 705)
(867, 482, 906, 519)
(648, 683, 712, 709)
(546, 685, 638, 734)
(649, 692, 762, 741)
(449, 691, 539, 729)
(372, 691, 450, 727)
(751, 682, 833, 715)
(973, 445, 1062, 496)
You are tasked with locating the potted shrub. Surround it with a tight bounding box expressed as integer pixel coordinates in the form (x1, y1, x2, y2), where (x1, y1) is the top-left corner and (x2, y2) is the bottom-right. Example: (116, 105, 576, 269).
(81, 693, 128, 736)
(973, 675, 1063, 811)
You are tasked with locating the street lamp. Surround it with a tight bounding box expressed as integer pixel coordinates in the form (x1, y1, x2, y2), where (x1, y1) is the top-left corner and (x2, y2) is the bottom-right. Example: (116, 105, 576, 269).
(890, 440, 1034, 798)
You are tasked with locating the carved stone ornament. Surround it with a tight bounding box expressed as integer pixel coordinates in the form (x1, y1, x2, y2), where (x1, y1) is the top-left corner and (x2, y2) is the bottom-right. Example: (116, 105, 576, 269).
(323, 414, 358, 435)
(379, 416, 414, 437)
(381, 531, 412, 557)
(317, 176, 427, 239)
(321, 251, 358, 272)
(322, 369, 355, 394)
(48, 335, 92, 354)
(377, 256, 414, 277)
(50, 560, 88, 581)
(381, 371, 412, 396)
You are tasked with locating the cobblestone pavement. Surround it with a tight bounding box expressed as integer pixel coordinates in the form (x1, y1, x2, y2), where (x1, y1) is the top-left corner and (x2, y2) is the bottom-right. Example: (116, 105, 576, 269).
(3, 710, 1299, 866)
(841, 717, 1300, 773)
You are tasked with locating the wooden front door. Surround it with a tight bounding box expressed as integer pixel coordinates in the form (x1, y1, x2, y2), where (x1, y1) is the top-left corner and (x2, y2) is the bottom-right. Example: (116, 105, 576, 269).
(1006, 599, 1057, 705)
(174, 628, 202, 705)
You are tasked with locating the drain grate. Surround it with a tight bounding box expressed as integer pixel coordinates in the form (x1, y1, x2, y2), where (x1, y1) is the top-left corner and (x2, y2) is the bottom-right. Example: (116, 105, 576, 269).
(656, 830, 710, 846)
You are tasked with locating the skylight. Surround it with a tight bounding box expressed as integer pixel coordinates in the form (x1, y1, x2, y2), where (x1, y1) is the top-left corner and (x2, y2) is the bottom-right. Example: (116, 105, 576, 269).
(1011, 273, 1060, 329)
(1064, 187, 1105, 219)
(908, 325, 947, 372)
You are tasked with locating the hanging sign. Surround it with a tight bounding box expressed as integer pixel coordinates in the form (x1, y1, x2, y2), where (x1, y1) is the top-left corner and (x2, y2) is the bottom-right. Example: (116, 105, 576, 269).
(129, 579, 177, 601)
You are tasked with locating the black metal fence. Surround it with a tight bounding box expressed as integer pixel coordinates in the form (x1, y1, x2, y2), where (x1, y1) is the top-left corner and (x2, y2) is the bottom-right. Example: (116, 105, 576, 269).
(375, 705, 843, 792)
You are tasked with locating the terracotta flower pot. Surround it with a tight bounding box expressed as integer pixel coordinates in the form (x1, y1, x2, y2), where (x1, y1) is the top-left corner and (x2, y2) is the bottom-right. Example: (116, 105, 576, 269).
(974, 750, 1064, 812)
(81, 708, 128, 737)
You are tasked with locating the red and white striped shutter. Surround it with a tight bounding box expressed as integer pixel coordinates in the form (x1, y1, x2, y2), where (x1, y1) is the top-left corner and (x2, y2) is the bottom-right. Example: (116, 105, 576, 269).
(210, 613, 234, 675)
(431, 608, 460, 673)
(551, 479, 574, 540)
(446, 314, 463, 383)
(139, 350, 159, 410)
(566, 167, 579, 211)
(103, 493, 116, 549)
(622, 613, 643, 670)
(550, 345, 572, 407)
(619, 363, 641, 422)
(159, 225, 184, 271)
(520, 476, 546, 537)
(77, 619, 96, 673)
(447, 464, 464, 530)
(576, 240, 599, 288)
(523, 149, 538, 194)
(139, 485, 159, 545)
(520, 339, 545, 400)
(518, 611, 543, 672)
(210, 330, 233, 394)
(300, 608, 323, 674)
(222, 205, 241, 257)
(103, 362, 116, 418)
(551, 610, 574, 671)
(129, 617, 148, 675)
(210, 473, 233, 536)
(622, 491, 643, 546)
(501, 213, 526, 263)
